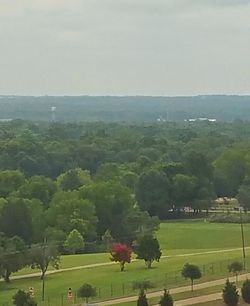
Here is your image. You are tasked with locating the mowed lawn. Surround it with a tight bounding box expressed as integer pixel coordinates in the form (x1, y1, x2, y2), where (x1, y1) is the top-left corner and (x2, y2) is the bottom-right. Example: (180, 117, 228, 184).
(158, 221, 250, 252)
(1, 221, 250, 305)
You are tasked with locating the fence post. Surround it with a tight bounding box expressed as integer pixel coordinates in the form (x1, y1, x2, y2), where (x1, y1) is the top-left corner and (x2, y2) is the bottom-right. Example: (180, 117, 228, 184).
(61, 294, 64, 306)
(175, 271, 178, 283)
(122, 283, 125, 295)
(47, 296, 50, 306)
(165, 273, 168, 286)
(111, 283, 113, 297)
(98, 287, 101, 298)
(211, 263, 214, 274)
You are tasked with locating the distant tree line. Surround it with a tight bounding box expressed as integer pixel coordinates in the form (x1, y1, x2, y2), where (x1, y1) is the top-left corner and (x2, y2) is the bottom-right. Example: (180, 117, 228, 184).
(1, 95, 250, 122)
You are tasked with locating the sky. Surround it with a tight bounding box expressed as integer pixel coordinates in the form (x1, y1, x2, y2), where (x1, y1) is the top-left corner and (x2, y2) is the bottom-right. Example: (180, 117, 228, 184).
(0, 0, 250, 96)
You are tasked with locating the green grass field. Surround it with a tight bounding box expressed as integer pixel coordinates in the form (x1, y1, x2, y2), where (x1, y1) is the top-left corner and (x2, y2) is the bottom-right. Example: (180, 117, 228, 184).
(1, 221, 250, 306)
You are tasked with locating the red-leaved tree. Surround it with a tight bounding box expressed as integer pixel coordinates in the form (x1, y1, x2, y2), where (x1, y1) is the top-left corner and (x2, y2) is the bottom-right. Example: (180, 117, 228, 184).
(110, 243, 132, 271)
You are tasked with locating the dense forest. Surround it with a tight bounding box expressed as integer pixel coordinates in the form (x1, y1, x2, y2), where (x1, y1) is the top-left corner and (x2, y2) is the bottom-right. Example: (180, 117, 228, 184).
(1, 95, 250, 122)
(1, 119, 250, 281)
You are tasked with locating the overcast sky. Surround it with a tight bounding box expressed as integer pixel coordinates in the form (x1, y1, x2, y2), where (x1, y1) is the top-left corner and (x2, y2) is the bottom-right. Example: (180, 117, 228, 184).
(0, 0, 249, 96)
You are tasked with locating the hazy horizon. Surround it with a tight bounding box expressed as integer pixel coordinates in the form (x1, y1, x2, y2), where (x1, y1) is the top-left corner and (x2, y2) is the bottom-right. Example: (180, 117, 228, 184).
(1, 0, 250, 96)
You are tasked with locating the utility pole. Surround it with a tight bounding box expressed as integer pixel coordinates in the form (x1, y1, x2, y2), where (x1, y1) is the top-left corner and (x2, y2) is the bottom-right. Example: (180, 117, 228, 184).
(42, 238, 47, 301)
(240, 208, 246, 269)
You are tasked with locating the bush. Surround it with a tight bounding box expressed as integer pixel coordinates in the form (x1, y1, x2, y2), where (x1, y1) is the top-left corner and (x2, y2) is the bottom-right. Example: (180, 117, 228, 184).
(223, 279, 239, 306)
(209, 213, 250, 223)
(228, 261, 244, 282)
(181, 263, 202, 291)
(242, 279, 250, 303)
(77, 283, 96, 303)
(133, 280, 154, 291)
(13, 290, 37, 306)
(159, 289, 174, 306)
(137, 289, 149, 306)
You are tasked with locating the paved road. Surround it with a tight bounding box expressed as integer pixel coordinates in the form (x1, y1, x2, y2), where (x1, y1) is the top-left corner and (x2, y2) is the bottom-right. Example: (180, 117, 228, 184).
(174, 292, 221, 306)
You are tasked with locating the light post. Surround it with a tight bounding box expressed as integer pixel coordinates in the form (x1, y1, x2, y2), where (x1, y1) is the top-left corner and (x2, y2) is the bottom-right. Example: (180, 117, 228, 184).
(240, 207, 246, 269)
(42, 238, 47, 301)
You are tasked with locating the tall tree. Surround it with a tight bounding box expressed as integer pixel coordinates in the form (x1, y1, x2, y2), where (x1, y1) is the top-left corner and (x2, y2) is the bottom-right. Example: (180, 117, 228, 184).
(64, 229, 85, 254)
(30, 243, 60, 279)
(81, 182, 134, 240)
(46, 191, 97, 240)
(134, 235, 162, 269)
(0, 198, 32, 243)
(136, 169, 170, 217)
(0, 236, 27, 282)
(57, 168, 92, 191)
(16, 176, 57, 208)
(0, 170, 25, 198)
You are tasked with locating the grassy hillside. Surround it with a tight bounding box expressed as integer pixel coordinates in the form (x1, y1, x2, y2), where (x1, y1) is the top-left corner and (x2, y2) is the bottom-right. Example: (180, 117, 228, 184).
(0, 221, 249, 305)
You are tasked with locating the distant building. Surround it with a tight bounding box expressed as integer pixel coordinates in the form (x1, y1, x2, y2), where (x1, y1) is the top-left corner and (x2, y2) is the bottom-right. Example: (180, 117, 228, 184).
(0, 119, 12, 122)
(185, 118, 217, 122)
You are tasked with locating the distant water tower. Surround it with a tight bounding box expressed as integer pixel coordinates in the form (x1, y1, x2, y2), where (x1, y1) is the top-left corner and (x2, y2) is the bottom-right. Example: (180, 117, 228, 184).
(51, 106, 56, 122)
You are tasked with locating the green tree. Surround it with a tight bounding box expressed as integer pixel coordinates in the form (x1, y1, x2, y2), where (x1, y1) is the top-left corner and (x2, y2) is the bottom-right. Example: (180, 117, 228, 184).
(136, 169, 170, 217)
(181, 263, 202, 291)
(47, 191, 97, 240)
(214, 145, 248, 197)
(134, 235, 162, 269)
(228, 261, 244, 283)
(24, 198, 46, 243)
(13, 290, 37, 306)
(133, 280, 154, 292)
(64, 229, 85, 254)
(237, 184, 250, 211)
(223, 279, 239, 306)
(137, 290, 149, 306)
(0, 170, 25, 198)
(81, 182, 134, 241)
(0, 198, 32, 243)
(172, 174, 197, 209)
(30, 243, 60, 279)
(241, 279, 250, 303)
(0, 236, 27, 282)
(133, 280, 154, 306)
(16, 176, 57, 208)
(159, 289, 174, 306)
(102, 230, 114, 251)
(57, 168, 92, 191)
(77, 283, 96, 303)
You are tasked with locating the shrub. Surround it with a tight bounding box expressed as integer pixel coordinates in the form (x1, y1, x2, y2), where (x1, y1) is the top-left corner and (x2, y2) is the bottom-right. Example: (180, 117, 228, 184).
(242, 279, 250, 303)
(13, 290, 37, 306)
(137, 289, 149, 306)
(209, 213, 250, 223)
(77, 283, 96, 303)
(159, 289, 174, 306)
(181, 263, 202, 291)
(133, 280, 154, 291)
(223, 279, 239, 306)
(228, 261, 244, 282)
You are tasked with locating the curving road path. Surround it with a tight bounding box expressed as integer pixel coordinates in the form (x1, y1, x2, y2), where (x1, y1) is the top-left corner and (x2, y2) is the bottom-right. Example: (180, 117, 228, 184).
(2, 246, 249, 282)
